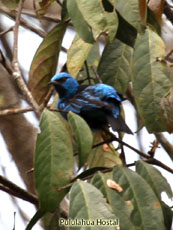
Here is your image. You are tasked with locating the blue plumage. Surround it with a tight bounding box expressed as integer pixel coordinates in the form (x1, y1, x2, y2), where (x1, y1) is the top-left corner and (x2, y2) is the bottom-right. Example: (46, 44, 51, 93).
(50, 72, 132, 134)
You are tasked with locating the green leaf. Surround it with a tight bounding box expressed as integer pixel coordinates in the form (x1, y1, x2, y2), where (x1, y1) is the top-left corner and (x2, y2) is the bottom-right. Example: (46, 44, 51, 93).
(136, 161, 173, 230)
(69, 181, 117, 230)
(29, 23, 67, 104)
(66, 0, 94, 43)
(67, 34, 93, 76)
(76, 0, 118, 42)
(133, 28, 171, 133)
(136, 160, 173, 200)
(91, 172, 135, 230)
(98, 38, 133, 94)
(34, 109, 74, 211)
(113, 166, 165, 230)
(161, 201, 173, 230)
(68, 112, 93, 168)
(86, 42, 100, 68)
(44, 208, 64, 230)
(161, 90, 173, 134)
(116, 0, 145, 32)
(88, 132, 122, 168)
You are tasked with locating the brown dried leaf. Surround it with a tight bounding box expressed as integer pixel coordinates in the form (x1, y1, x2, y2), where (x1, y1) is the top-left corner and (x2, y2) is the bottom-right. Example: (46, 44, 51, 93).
(125, 200, 132, 206)
(138, 0, 147, 24)
(106, 179, 123, 192)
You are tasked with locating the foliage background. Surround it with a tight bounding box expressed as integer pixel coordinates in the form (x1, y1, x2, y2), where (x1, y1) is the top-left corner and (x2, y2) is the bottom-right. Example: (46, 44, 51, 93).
(0, 0, 173, 229)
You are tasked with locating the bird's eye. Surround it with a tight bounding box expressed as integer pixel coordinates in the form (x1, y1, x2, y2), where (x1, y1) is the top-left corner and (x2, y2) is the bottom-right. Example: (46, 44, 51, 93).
(57, 77, 67, 83)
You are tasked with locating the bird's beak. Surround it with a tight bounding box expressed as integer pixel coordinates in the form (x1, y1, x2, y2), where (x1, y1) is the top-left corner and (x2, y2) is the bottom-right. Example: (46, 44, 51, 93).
(48, 81, 59, 86)
(48, 81, 53, 85)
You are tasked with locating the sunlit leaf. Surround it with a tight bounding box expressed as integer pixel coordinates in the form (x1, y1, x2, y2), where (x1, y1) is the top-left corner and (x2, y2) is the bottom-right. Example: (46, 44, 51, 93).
(68, 112, 93, 168)
(29, 23, 67, 104)
(67, 34, 93, 76)
(76, 42, 100, 83)
(34, 109, 74, 211)
(113, 166, 165, 230)
(98, 38, 133, 94)
(66, 0, 94, 43)
(76, 0, 118, 42)
(133, 28, 171, 132)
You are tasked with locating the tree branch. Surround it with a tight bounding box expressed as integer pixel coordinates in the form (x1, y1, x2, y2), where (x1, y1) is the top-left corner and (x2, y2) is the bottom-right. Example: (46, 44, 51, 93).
(0, 176, 38, 205)
(18, 8, 62, 23)
(105, 131, 173, 173)
(91, 66, 103, 83)
(0, 175, 68, 219)
(12, 0, 41, 117)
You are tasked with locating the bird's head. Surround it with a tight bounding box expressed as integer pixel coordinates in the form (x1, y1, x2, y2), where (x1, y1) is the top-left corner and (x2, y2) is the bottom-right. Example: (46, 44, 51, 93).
(50, 72, 79, 99)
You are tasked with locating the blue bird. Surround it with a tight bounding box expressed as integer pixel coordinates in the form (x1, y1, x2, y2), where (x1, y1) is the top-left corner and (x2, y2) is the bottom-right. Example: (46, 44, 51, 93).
(50, 72, 132, 134)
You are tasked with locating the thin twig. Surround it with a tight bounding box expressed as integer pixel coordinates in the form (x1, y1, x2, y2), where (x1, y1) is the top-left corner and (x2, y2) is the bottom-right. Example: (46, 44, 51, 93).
(12, 0, 41, 117)
(148, 140, 159, 158)
(0, 107, 33, 116)
(0, 50, 13, 74)
(58, 162, 136, 191)
(165, 49, 173, 61)
(0, 26, 14, 36)
(56, 0, 63, 7)
(106, 131, 173, 173)
(91, 66, 103, 83)
(92, 138, 115, 148)
(1, 7, 68, 54)
(19, 8, 62, 23)
(84, 61, 91, 85)
(40, 87, 54, 111)
(0, 6, 46, 38)
(12, 212, 16, 230)
(0, 107, 68, 116)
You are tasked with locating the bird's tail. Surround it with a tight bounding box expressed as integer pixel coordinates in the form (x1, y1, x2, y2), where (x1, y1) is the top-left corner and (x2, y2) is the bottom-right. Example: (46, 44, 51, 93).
(106, 115, 133, 134)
